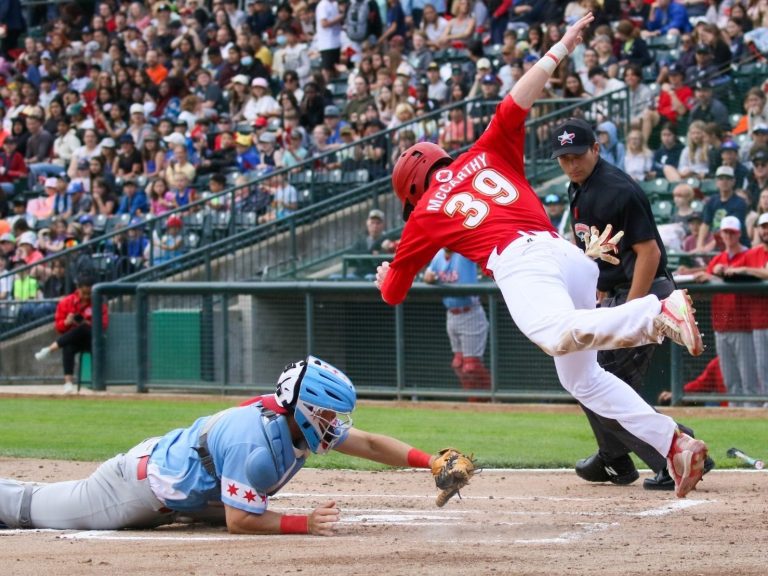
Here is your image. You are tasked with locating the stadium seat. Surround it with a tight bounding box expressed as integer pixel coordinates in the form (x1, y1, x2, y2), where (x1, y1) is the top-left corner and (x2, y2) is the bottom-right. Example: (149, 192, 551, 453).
(342, 168, 369, 185)
(235, 211, 258, 229)
(651, 199, 673, 223)
(700, 179, 718, 195)
(639, 178, 670, 198)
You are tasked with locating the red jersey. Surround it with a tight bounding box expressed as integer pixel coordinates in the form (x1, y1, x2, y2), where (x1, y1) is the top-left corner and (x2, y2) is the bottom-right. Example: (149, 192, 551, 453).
(381, 96, 554, 305)
(706, 249, 751, 332)
(743, 245, 768, 330)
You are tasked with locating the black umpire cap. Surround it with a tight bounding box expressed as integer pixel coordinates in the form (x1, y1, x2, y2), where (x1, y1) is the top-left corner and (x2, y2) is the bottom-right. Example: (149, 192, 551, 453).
(550, 118, 596, 159)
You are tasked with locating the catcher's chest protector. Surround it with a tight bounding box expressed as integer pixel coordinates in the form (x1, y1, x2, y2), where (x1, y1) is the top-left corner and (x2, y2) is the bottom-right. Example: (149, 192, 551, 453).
(244, 405, 306, 496)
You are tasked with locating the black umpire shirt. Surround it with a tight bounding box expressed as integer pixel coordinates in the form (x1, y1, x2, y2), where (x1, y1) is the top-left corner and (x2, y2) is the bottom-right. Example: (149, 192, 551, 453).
(568, 157, 668, 293)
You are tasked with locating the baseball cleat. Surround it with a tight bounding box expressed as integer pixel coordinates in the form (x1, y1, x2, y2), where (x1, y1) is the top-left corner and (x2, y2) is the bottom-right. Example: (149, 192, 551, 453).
(575, 452, 639, 485)
(643, 456, 715, 490)
(667, 430, 709, 498)
(654, 289, 704, 356)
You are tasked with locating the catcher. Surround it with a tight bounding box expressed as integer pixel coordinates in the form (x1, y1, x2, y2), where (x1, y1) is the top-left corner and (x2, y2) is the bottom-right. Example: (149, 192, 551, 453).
(0, 356, 474, 535)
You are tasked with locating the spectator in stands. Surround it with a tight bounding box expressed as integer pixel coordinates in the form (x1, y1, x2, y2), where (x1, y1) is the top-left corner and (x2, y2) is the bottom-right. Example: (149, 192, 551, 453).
(615, 20, 653, 69)
(165, 143, 197, 184)
(24, 110, 55, 181)
(684, 44, 724, 87)
(439, 105, 474, 152)
(653, 123, 685, 180)
(592, 33, 619, 79)
(543, 194, 567, 230)
(438, 0, 475, 48)
(718, 140, 750, 192)
(671, 182, 697, 226)
(67, 129, 102, 180)
(425, 61, 448, 105)
(698, 165, 750, 250)
(344, 76, 377, 124)
(114, 135, 143, 182)
(51, 120, 81, 172)
(623, 65, 653, 132)
(35, 274, 106, 394)
(642, 63, 693, 145)
(315, 0, 344, 83)
(151, 215, 185, 265)
(346, 208, 398, 280)
(588, 66, 624, 122)
(116, 179, 150, 218)
(0, 253, 12, 300)
(642, 0, 691, 37)
(0, 233, 16, 265)
(420, 3, 449, 50)
(745, 187, 768, 244)
(91, 178, 117, 218)
(595, 121, 625, 169)
(624, 129, 653, 181)
(0, 137, 27, 197)
(667, 120, 711, 182)
(14, 231, 43, 269)
(689, 81, 730, 132)
(745, 148, 768, 206)
(148, 178, 177, 217)
(170, 173, 196, 211)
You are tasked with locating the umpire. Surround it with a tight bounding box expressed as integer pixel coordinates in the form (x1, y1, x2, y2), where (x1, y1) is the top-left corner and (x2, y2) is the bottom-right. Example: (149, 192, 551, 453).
(550, 118, 711, 490)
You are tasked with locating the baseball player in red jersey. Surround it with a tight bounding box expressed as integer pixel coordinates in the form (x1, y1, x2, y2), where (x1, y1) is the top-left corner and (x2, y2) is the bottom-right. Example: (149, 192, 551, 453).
(376, 13, 710, 498)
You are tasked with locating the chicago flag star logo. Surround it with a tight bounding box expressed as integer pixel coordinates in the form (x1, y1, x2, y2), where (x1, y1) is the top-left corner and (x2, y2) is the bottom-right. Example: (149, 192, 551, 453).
(557, 130, 576, 146)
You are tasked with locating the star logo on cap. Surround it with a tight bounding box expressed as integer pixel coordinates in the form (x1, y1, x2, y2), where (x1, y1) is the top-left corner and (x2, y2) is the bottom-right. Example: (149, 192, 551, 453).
(557, 130, 576, 146)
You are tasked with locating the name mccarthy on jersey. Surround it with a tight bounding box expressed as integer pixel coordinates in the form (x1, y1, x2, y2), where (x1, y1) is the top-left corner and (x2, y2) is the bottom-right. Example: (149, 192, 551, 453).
(426, 152, 489, 212)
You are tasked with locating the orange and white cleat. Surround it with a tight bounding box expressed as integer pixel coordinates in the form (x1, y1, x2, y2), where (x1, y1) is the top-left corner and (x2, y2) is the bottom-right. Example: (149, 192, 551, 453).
(667, 430, 709, 498)
(654, 289, 704, 356)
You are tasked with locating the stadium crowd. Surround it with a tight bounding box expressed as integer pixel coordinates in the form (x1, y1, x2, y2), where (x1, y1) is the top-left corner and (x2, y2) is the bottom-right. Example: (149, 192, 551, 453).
(0, 0, 766, 334)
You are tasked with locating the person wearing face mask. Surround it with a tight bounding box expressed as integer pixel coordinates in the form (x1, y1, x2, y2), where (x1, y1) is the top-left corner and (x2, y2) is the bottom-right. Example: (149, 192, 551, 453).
(272, 26, 311, 86)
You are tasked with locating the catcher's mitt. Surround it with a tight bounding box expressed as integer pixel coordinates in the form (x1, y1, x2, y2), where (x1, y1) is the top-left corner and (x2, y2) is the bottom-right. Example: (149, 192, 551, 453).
(431, 448, 476, 507)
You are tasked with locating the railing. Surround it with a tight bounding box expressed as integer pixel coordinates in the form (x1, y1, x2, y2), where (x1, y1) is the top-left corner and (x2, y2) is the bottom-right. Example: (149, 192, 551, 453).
(1, 89, 628, 340)
(84, 279, 768, 407)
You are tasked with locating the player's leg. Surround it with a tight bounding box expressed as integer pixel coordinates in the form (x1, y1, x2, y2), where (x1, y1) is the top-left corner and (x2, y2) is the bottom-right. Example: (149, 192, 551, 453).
(459, 307, 491, 393)
(0, 452, 172, 529)
(715, 332, 741, 405)
(733, 331, 760, 406)
(489, 238, 664, 357)
(754, 329, 768, 398)
(446, 313, 466, 387)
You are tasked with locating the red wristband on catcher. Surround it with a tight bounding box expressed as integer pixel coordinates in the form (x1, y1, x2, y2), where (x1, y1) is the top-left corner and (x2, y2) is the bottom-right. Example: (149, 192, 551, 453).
(407, 448, 432, 468)
(280, 515, 309, 534)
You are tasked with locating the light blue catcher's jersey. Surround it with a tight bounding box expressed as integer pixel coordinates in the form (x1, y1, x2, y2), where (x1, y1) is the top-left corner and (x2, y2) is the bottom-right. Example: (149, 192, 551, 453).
(147, 405, 308, 514)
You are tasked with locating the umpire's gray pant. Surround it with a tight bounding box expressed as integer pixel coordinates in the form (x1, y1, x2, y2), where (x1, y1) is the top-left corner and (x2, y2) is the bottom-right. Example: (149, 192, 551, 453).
(716, 331, 761, 407)
(0, 438, 173, 530)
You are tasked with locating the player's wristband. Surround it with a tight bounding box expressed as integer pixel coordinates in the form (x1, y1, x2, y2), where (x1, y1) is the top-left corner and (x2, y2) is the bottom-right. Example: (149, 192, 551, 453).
(280, 514, 309, 534)
(535, 42, 569, 75)
(407, 448, 432, 468)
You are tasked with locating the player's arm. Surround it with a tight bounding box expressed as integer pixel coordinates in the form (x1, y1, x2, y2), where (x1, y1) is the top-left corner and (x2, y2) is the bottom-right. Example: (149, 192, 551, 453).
(334, 427, 436, 468)
(627, 239, 661, 301)
(508, 13, 593, 110)
(224, 503, 339, 536)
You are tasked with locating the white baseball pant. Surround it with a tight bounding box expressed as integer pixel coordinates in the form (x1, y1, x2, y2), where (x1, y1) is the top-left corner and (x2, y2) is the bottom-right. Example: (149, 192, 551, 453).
(486, 232, 677, 457)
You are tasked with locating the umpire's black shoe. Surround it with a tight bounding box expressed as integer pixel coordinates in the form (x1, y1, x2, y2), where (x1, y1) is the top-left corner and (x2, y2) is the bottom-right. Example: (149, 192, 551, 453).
(644, 456, 716, 490)
(575, 452, 640, 485)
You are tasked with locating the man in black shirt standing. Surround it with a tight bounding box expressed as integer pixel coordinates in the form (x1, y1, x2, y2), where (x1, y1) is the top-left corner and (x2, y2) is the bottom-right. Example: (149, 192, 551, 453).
(550, 118, 712, 490)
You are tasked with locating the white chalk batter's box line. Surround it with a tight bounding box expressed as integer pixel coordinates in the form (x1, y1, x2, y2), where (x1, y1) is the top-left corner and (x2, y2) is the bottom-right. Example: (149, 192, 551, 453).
(1, 498, 712, 544)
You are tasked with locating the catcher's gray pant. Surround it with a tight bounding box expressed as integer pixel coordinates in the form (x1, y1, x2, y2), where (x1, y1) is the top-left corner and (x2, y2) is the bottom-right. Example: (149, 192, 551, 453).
(716, 330, 761, 407)
(580, 278, 694, 473)
(754, 329, 768, 397)
(0, 438, 174, 530)
(446, 305, 488, 358)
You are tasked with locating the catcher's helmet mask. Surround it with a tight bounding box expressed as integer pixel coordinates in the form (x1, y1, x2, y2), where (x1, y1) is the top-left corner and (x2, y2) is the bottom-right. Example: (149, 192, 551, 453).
(274, 356, 356, 454)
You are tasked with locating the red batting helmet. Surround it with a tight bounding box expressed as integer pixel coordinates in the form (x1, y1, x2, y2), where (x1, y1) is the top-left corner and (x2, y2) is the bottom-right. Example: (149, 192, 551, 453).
(392, 142, 452, 221)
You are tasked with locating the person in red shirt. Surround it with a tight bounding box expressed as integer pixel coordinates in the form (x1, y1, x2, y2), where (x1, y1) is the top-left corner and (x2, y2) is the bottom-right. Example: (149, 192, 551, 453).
(0, 137, 28, 196)
(722, 212, 768, 404)
(34, 275, 109, 394)
(691, 215, 758, 406)
(640, 63, 694, 145)
(375, 13, 709, 498)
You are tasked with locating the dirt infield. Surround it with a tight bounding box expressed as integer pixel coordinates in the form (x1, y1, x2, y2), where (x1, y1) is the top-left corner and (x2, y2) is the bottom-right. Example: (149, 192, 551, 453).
(1, 459, 766, 576)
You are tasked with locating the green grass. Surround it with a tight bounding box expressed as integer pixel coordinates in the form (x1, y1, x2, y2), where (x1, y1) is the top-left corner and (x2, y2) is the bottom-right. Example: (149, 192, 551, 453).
(0, 398, 763, 469)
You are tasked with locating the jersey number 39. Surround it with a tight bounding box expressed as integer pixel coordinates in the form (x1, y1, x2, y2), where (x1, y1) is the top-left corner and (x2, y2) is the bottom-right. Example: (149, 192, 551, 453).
(444, 169, 519, 228)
